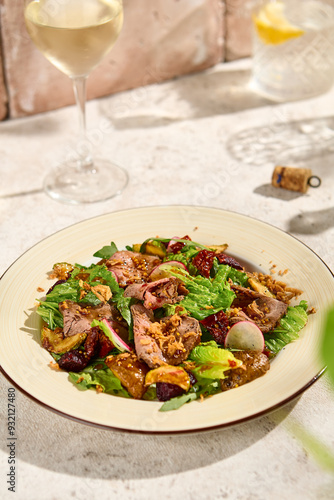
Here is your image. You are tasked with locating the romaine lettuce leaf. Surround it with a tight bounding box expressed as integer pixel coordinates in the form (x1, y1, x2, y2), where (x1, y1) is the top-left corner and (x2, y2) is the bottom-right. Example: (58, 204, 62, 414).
(189, 341, 242, 379)
(224, 266, 249, 286)
(69, 361, 131, 398)
(264, 300, 308, 355)
(159, 342, 242, 411)
(168, 267, 236, 320)
(164, 247, 199, 274)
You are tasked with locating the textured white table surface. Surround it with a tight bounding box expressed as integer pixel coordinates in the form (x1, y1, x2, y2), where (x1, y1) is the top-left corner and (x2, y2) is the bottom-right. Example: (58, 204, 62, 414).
(0, 59, 334, 500)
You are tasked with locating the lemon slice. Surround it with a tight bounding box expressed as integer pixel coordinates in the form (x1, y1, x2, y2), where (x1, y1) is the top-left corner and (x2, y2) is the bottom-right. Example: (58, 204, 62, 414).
(253, 1, 304, 45)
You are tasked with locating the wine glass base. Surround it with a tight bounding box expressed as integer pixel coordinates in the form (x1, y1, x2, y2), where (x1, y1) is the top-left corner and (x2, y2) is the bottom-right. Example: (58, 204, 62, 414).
(43, 159, 128, 205)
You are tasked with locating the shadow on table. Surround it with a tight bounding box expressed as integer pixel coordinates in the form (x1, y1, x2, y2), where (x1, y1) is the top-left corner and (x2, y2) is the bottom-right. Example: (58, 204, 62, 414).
(254, 184, 306, 201)
(253, 181, 334, 235)
(0, 114, 60, 136)
(226, 116, 334, 168)
(7, 388, 298, 481)
(287, 207, 334, 235)
(100, 66, 273, 129)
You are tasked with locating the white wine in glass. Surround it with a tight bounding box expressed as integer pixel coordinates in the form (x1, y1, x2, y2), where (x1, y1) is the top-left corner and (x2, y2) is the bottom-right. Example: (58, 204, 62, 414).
(24, 0, 128, 204)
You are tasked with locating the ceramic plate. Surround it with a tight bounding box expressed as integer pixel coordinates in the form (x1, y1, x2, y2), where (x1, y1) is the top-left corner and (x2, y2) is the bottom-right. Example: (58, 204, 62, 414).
(0, 206, 333, 434)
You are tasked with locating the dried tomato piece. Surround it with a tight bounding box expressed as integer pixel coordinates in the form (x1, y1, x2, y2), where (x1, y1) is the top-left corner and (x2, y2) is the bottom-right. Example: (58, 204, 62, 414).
(216, 253, 244, 271)
(84, 327, 100, 358)
(192, 249, 216, 278)
(98, 331, 115, 357)
(200, 310, 229, 344)
(167, 235, 191, 254)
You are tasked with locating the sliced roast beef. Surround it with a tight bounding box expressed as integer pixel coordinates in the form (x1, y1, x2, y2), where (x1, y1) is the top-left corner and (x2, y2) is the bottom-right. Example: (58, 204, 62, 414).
(123, 276, 185, 310)
(106, 251, 161, 287)
(59, 300, 128, 339)
(131, 304, 165, 367)
(230, 285, 288, 333)
(131, 304, 201, 369)
(220, 350, 270, 391)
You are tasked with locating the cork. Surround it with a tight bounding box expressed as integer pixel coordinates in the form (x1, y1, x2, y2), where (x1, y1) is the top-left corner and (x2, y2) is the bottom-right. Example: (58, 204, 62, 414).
(271, 166, 320, 193)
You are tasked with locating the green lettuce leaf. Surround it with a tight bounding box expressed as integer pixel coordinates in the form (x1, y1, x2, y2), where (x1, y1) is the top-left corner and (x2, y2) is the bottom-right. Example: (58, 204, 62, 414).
(159, 376, 221, 411)
(189, 341, 241, 379)
(139, 237, 208, 254)
(159, 392, 198, 411)
(36, 301, 64, 329)
(224, 266, 249, 286)
(42, 279, 80, 303)
(168, 267, 236, 320)
(37, 263, 133, 332)
(69, 361, 131, 398)
(159, 342, 241, 411)
(164, 247, 199, 274)
(93, 241, 118, 259)
(264, 300, 308, 355)
(85, 265, 133, 330)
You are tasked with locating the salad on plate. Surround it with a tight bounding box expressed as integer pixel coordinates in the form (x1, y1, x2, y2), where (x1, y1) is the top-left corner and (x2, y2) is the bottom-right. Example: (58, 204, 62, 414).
(37, 235, 310, 411)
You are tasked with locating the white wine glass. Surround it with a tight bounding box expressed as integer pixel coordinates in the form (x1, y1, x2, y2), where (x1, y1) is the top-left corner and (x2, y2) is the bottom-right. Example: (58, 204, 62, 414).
(24, 0, 128, 204)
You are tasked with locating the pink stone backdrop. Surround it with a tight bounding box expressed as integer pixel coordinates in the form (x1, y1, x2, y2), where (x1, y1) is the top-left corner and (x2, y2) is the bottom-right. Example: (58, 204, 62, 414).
(0, 49, 7, 120)
(225, 0, 253, 61)
(0, 0, 253, 119)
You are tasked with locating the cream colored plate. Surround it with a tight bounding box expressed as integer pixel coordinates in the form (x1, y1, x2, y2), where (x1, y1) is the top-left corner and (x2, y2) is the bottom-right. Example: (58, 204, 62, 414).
(0, 206, 332, 433)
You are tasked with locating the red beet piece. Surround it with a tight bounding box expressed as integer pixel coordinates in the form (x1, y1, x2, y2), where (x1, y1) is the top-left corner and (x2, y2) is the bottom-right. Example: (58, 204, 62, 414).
(58, 349, 90, 372)
(156, 382, 185, 401)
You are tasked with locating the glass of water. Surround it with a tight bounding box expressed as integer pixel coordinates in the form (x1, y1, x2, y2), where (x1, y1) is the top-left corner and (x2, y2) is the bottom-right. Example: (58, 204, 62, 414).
(250, 0, 334, 101)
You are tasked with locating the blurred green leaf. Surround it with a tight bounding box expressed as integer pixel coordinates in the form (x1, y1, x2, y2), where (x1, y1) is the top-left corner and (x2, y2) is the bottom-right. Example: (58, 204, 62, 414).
(321, 307, 334, 387)
(287, 420, 334, 473)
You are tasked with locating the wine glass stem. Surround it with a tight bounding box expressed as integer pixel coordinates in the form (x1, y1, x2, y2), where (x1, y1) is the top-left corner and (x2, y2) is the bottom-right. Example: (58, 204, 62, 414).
(71, 76, 95, 173)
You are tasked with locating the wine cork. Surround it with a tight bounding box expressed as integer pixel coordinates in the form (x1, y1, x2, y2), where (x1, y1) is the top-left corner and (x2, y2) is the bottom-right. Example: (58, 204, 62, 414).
(272, 166, 320, 193)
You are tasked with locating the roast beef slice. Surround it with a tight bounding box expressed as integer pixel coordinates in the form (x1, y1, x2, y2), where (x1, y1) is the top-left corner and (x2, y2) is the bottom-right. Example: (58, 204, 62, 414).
(106, 251, 161, 287)
(124, 276, 184, 309)
(59, 300, 127, 338)
(231, 285, 288, 333)
(131, 304, 201, 369)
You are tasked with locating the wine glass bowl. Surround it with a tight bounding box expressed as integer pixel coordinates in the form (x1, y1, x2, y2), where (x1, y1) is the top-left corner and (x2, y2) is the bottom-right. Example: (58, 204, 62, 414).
(24, 0, 128, 204)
